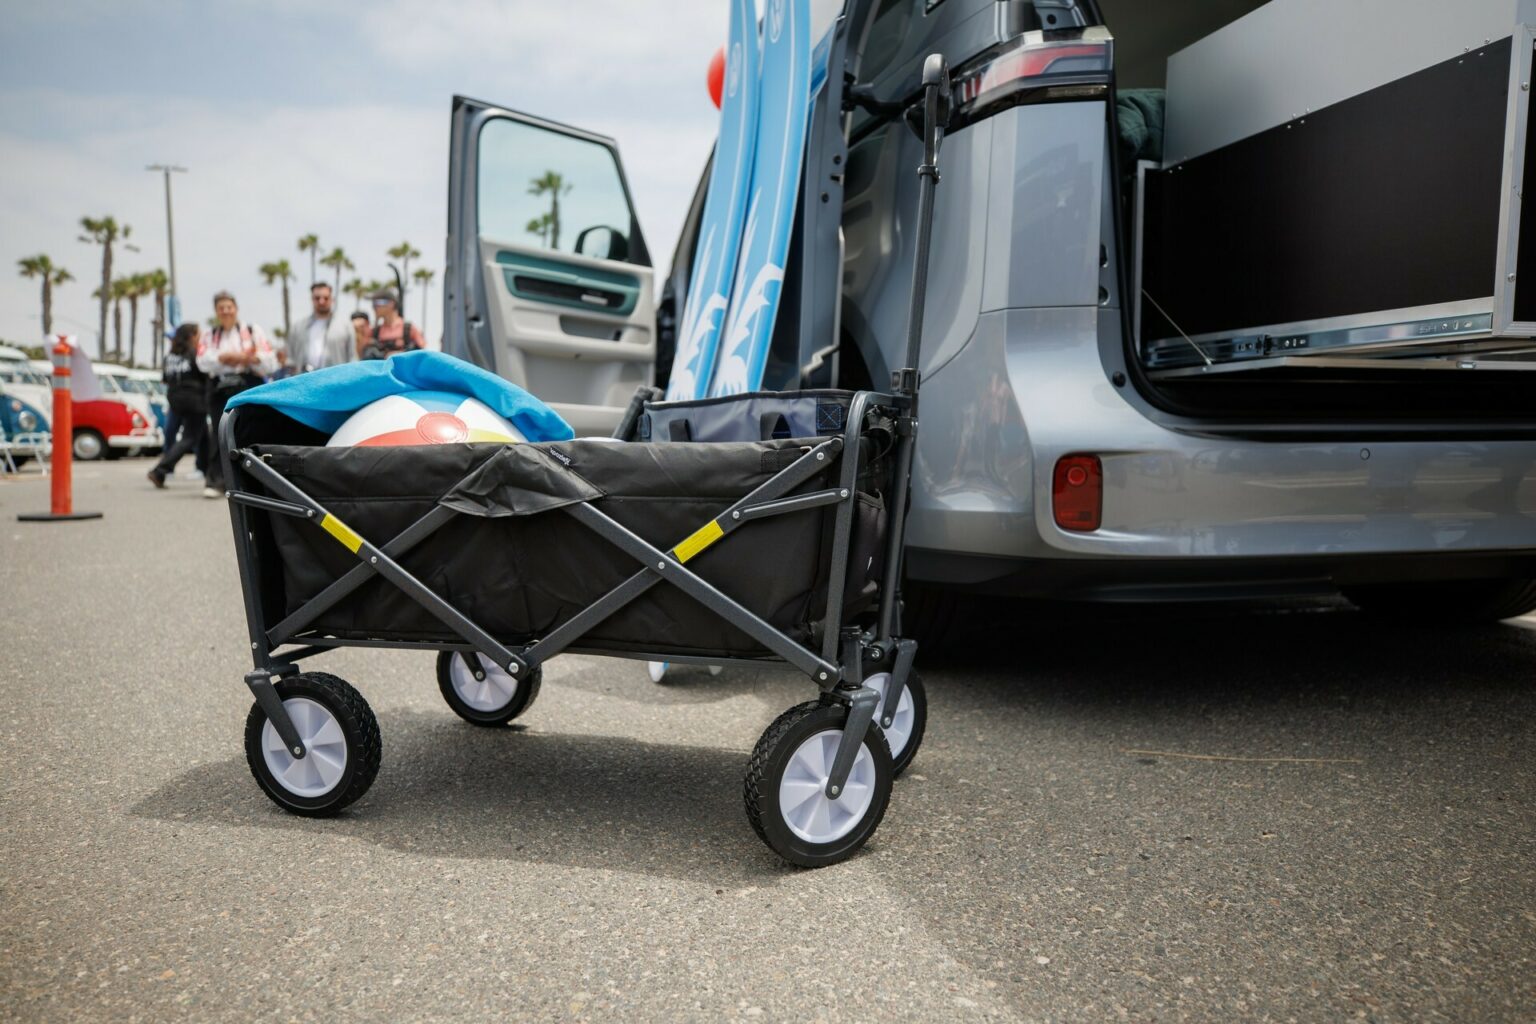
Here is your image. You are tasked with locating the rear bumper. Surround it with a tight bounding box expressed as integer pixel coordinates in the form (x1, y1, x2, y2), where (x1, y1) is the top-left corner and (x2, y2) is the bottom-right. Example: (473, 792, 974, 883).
(0, 438, 49, 459)
(906, 547, 1536, 600)
(906, 308, 1536, 587)
(108, 428, 163, 449)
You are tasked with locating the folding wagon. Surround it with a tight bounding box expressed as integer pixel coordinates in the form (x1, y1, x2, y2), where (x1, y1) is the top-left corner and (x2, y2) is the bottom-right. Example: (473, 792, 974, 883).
(218, 57, 952, 867)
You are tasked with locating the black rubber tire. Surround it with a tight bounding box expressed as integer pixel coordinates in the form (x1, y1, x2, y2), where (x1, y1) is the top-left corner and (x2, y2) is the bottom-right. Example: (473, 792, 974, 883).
(903, 583, 960, 657)
(244, 672, 381, 817)
(435, 651, 542, 726)
(1343, 579, 1536, 624)
(880, 670, 927, 778)
(72, 429, 105, 461)
(744, 700, 893, 868)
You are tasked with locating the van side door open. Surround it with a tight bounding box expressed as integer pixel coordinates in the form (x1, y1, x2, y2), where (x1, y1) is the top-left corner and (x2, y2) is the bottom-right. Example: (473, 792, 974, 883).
(444, 96, 656, 436)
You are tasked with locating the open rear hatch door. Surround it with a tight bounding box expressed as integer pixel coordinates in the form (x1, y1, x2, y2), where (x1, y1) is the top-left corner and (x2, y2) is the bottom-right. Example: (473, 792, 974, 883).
(445, 96, 655, 435)
(1127, 8, 1536, 393)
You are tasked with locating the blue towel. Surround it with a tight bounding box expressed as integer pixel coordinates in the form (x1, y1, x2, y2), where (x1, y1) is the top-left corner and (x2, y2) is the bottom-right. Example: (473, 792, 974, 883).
(226, 351, 574, 441)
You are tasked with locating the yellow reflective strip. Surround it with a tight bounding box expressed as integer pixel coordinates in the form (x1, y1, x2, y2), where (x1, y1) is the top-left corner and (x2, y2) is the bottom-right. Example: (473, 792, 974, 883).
(319, 513, 364, 554)
(672, 520, 725, 564)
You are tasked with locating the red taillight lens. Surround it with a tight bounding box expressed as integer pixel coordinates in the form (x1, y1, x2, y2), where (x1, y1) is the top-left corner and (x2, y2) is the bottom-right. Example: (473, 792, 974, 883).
(1053, 454, 1102, 532)
(952, 32, 1111, 115)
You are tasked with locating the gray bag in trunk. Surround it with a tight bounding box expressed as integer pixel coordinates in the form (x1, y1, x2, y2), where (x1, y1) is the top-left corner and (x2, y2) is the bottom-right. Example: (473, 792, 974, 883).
(637, 389, 855, 443)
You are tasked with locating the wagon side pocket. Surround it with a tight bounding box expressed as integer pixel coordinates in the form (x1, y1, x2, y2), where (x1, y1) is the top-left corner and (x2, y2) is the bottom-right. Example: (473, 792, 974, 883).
(843, 491, 887, 617)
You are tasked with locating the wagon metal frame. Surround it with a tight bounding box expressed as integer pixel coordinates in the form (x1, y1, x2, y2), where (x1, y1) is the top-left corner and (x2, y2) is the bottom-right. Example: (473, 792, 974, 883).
(222, 380, 915, 791)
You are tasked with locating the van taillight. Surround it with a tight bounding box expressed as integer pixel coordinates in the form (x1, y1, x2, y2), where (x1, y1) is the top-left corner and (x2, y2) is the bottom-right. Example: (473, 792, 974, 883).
(951, 28, 1111, 123)
(1052, 454, 1102, 532)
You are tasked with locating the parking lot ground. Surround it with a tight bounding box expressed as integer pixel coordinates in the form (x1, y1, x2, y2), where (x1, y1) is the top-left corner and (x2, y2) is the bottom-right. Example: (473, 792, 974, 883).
(2, 460, 1534, 1022)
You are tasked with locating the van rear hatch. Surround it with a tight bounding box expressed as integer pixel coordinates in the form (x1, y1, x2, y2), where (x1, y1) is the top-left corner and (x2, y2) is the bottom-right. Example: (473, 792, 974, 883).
(1126, 0, 1536, 427)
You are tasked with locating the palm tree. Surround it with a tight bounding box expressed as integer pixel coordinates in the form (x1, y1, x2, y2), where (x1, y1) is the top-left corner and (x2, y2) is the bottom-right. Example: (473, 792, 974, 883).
(297, 233, 320, 284)
(79, 216, 130, 354)
(17, 254, 73, 336)
(319, 246, 353, 294)
(528, 171, 572, 249)
(343, 277, 367, 311)
(387, 241, 422, 287)
(145, 268, 170, 365)
(413, 267, 435, 339)
(259, 259, 295, 340)
(125, 272, 154, 366)
(101, 276, 132, 362)
(526, 212, 554, 247)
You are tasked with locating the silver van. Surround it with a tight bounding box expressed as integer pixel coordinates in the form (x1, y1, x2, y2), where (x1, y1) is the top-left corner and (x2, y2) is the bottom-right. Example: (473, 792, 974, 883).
(445, 0, 1536, 634)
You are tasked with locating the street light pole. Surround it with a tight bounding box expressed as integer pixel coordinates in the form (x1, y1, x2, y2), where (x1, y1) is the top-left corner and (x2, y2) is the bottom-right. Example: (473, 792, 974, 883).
(145, 163, 186, 296)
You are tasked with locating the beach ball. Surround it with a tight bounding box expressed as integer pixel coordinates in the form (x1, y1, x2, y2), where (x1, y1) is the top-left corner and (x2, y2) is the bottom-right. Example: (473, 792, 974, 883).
(326, 390, 525, 448)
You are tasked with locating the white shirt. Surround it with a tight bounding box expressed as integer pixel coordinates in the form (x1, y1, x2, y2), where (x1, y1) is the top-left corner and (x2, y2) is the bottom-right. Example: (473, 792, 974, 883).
(307, 317, 329, 370)
(195, 322, 279, 379)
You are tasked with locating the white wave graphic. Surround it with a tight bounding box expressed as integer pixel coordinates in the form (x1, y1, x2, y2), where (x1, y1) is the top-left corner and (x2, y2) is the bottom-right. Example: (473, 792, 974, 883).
(714, 260, 784, 395)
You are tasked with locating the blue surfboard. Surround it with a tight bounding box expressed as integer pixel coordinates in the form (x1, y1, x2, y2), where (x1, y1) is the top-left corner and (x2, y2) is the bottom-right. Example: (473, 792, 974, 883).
(707, 0, 813, 398)
(666, 0, 761, 401)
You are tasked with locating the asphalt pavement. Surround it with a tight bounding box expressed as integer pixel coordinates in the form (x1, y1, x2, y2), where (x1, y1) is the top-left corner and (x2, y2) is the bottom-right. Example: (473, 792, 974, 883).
(2, 460, 1533, 1022)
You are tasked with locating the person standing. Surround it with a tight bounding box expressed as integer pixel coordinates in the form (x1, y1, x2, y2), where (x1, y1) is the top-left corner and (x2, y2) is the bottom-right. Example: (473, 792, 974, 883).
(270, 347, 298, 380)
(146, 323, 208, 488)
(197, 290, 277, 499)
(292, 282, 354, 372)
(350, 311, 372, 358)
(358, 286, 424, 359)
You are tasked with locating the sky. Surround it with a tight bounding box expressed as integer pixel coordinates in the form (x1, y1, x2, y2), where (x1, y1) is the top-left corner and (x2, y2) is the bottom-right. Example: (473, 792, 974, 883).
(0, 0, 729, 359)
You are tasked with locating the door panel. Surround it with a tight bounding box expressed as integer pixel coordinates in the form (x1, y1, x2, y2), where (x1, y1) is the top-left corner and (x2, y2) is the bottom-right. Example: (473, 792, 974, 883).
(446, 96, 654, 436)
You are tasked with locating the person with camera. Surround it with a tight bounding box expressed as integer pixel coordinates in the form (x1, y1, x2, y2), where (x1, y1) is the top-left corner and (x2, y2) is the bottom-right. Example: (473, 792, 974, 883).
(357, 286, 423, 359)
(196, 290, 277, 498)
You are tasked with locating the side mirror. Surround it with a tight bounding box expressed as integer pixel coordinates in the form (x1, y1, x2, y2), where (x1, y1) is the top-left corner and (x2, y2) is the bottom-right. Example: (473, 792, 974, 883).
(574, 225, 629, 262)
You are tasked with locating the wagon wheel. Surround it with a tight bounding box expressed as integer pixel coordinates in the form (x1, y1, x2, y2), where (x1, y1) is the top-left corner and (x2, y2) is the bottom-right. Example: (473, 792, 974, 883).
(864, 670, 926, 776)
(744, 700, 893, 868)
(436, 651, 542, 726)
(244, 672, 381, 817)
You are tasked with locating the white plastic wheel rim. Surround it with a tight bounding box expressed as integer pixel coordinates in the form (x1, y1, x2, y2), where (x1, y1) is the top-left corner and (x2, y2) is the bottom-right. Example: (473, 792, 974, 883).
(261, 697, 348, 798)
(450, 653, 518, 712)
(865, 673, 914, 758)
(778, 728, 876, 845)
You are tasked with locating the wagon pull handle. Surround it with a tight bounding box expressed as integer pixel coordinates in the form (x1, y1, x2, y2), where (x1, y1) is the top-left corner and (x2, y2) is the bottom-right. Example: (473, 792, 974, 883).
(896, 53, 951, 398)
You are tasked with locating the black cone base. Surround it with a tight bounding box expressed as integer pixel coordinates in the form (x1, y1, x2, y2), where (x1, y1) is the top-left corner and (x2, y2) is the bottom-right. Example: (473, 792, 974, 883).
(17, 511, 104, 522)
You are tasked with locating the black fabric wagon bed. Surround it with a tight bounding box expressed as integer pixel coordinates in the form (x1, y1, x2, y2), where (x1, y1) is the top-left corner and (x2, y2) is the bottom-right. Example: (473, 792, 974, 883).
(243, 434, 886, 660)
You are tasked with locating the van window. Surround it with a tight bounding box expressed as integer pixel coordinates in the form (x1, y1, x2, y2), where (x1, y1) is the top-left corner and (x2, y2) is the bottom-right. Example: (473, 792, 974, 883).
(0, 363, 43, 385)
(858, 0, 920, 84)
(477, 119, 635, 261)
